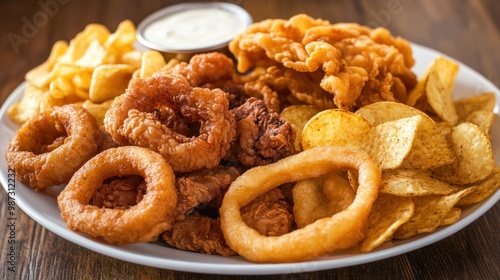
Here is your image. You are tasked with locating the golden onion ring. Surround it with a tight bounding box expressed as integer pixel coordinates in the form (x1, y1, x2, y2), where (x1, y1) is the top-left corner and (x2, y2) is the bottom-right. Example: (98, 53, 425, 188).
(220, 146, 381, 263)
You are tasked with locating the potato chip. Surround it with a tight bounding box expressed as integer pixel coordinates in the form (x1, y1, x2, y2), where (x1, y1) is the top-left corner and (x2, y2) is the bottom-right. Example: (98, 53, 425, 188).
(407, 57, 459, 124)
(438, 207, 461, 226)
(104, 19, 136, 51)
(75, 40, 107, 68)
(121, 50, 143, 69)
(355, 101, 428, 126)
(464, 110, 494, 134)
(355, 101, 455, 169)
(360, 194, 414, 252)
(456, 166, 500, 206)
(49, 77, 76, 99)
(292, 172, 355, 228)
(81, 99, 114, 126)
(25, 41, 68, 86)
(280, 105, 320, 151)
(89, 64, 134, 103)
(72, 71, 92, 91)
(454, 92, 496, 120)
(7, 84, 46, 124)
(381, 169, 461, 196)
(393, 187, 475, 239)
(140, 50, 167, 78)
(432, 122, 496, 185)
(424, 57, 459, 124)
(40, 85, 83, 110)
(58, 23, 110, 64)
(400, 113, 455, 169)
(364, 115, 420, 170)
(300, 109, 370, 151)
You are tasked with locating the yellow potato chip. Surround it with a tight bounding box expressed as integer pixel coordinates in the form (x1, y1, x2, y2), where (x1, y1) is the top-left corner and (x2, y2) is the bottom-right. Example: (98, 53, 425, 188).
(81, 99, 114, 125)
(25, 40, 68, 86)
(456, 166, 500, 206)
(464, 110, 494, 134)
(393, 187, 475, 239)
(38, 63, 86, 88)
(381, 169, 461, 196)
(280, 105, 320, 151)
(360, 194, 414, 252)
(407, 57, 460, 124)
(364, 115, 420, 170)
(59, 23, 110, 64)
(72, 70, 92, 91)
(121, 50, 143, 69)
(454, 92, 496, 120)
(300, 109, 370, 151)
(7, 84, 46, 124)
(355, 101, 428, 126)
(401, 115, 455, 169)
(438, 207, 461, 226)
(432, 122, 496, 185)
(104, 19, 136, 50)
(75, 40, 107, 68)
(140, 50, 167, 78)
(425, 57, 459, 124)
(49, 77, 75, 99)
(40, 85, 83, 111)
(89, 64, 134, 103)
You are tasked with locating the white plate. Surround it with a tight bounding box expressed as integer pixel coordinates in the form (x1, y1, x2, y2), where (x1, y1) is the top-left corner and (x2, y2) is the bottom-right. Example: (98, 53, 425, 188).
(1, 43, 499, 275)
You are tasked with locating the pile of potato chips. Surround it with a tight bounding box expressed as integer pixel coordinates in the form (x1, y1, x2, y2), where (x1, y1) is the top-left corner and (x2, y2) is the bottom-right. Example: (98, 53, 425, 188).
(283, 56, 499, 252)
(8, 20, 174, 125)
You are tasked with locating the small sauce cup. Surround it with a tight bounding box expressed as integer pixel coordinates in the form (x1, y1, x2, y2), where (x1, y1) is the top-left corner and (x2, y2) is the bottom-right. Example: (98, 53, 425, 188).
(136, 2, 253, 60)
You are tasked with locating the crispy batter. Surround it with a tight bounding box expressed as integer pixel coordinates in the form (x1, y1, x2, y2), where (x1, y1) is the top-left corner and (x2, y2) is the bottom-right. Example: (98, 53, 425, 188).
(241, 188, 293, 236)
(157, 52, 235, 87)
(104, 74, 236, 172)
(162, 214, 236, 256)
(90, 175, 146, 209)
(225, 97, 296, 166)
(229, 14, 417, 110)
(57, 146, 177, 245)
(5, 104, 99, 190)
(174, 166, 240, 221)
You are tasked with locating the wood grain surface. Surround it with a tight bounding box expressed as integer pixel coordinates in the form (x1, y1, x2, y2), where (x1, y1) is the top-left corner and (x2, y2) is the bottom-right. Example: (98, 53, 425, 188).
(0, 0, 499, 279)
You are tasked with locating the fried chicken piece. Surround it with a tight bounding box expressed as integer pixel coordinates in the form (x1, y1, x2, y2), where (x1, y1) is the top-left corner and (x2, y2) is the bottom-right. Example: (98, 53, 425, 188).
(225, 97, 296, 166)
(157, 52, 234, 87)
(229, 14, 417, 110)
(90, 175, 146, 209)
(162, 187, 293, 256)
(241, 188, 294, 236)
(162, 214, 236, 256)
(173, 166, 240, 221)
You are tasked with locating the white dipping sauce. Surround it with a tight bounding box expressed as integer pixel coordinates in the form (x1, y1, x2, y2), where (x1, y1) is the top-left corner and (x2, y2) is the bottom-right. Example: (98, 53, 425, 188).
(142, 6, 249, 51)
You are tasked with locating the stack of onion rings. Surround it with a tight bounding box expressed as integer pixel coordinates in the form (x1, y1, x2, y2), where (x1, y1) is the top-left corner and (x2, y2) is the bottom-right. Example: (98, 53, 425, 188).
(220, 146, 381, 263)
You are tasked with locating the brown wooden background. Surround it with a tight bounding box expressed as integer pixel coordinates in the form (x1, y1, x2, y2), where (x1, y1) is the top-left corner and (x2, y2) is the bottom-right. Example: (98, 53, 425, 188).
(0, 0, 499, 279)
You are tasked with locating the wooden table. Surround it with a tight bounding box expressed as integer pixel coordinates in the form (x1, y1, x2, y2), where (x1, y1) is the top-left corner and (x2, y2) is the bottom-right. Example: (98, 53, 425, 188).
(1, 0, 499, 279)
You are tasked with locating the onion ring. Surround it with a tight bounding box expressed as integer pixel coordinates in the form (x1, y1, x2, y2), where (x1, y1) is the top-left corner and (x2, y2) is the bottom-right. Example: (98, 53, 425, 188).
(5, 104, 99, 190)
(57, 146, 177, 245)
(220, 146, 381, 263)
(104, 74, 235, 172)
